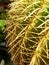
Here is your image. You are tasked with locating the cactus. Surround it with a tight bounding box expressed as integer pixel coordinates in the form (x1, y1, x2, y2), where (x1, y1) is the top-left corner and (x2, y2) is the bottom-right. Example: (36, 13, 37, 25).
(6, 0, 49, 65)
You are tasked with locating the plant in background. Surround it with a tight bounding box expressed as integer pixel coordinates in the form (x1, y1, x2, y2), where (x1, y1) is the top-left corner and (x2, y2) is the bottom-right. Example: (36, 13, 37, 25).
(0, 20, 6, 31)
(6, 0, 49, 65)
(0, 20, 6, 42)
(0, 13, 7, 19)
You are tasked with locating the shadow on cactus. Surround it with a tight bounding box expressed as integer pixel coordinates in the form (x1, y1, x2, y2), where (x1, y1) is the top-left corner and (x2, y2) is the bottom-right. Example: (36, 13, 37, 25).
(5, 0, 49, 65)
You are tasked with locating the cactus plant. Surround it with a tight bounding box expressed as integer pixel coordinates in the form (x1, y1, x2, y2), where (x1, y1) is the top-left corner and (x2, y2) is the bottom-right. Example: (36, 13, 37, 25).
(6, 0, 49, 65)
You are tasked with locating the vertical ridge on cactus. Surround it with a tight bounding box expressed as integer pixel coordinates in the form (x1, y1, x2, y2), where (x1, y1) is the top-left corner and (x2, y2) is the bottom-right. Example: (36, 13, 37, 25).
(6, 0, 49, 65)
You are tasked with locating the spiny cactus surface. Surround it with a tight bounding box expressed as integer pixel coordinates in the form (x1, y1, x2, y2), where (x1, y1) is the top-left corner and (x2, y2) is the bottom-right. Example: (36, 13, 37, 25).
(6, 0, 49, 65)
